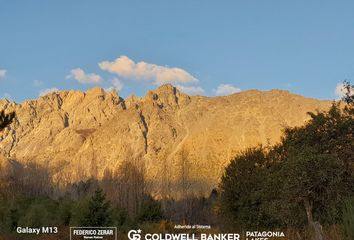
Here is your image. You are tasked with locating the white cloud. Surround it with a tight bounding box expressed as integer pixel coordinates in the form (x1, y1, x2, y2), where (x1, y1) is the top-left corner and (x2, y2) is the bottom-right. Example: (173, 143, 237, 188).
(33, 80, 44, 87)
(335, 83, 345, 98)
(99, 55, 198, 85)
(176, 85, 205, 96)
(111, 78, 123, 91)
(105, 78, 124, 92)
(335, 82, 353, 99)
(66, 68, 102, 84)
(0, 69, 7, 78)
(214, 84, 241, 96)
(39, 88, 59, 97)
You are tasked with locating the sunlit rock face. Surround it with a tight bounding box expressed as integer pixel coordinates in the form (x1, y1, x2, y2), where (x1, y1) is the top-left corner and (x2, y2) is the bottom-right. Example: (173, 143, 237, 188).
(0, 84, 332, 196)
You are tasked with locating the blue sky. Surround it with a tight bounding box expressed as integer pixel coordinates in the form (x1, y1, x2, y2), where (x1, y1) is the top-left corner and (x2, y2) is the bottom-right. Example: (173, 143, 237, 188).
(1, 1, 353, 102)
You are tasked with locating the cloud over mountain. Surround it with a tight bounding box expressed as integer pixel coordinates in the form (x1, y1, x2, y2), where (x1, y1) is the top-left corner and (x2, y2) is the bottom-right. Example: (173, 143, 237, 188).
(176, 85, 205, 95)
(99, 56, 198, 85)
(39, 88, 59, 97)
(335, 82, 354, 98)
(214, 84, 241, 96)
(105, 78, 124, 92)
(66, 68, 102, 84)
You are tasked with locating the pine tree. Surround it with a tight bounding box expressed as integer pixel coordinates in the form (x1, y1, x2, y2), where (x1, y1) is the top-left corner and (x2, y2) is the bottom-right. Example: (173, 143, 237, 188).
(82, 188, 112, 226)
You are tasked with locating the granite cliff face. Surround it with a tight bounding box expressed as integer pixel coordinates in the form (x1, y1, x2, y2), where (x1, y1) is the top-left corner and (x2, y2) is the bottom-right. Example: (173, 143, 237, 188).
(0, 85, 332, 196)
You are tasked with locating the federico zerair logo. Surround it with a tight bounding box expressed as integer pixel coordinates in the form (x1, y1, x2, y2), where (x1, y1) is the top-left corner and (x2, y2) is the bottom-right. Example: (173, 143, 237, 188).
(70, 227, 117, 240)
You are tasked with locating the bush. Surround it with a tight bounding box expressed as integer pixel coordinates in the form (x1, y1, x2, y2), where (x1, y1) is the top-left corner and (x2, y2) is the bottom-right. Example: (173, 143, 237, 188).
(138, 195, 163, 223)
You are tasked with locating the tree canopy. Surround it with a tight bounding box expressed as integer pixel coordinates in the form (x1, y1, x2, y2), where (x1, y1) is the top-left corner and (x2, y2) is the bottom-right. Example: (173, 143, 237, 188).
(82, 188, 112, 227)
(219, 81, 354, 230)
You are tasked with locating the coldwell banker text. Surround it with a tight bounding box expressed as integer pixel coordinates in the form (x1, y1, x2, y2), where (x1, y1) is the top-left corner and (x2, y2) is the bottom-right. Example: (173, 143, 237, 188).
(128, 230, 240, 240)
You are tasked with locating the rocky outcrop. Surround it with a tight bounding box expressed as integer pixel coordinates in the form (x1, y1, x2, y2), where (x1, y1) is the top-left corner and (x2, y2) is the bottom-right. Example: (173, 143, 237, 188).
(0, 85, 332, 196)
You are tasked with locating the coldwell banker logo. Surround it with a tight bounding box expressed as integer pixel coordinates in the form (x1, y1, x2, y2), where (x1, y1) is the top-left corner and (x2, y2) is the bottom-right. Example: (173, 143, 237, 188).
(127, 229, 241, 240)
(128, 229, 142, 240)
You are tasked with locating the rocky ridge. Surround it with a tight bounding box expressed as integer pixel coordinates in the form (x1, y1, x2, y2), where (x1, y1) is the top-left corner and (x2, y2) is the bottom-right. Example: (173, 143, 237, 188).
(0, 85, 332, 196)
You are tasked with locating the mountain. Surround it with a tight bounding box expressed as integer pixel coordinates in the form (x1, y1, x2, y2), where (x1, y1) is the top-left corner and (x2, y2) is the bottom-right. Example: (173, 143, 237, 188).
(0, 85, 332, 196)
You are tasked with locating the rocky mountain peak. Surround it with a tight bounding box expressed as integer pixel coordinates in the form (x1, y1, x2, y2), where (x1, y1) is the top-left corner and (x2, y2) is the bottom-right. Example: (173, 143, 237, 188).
(0, 86, 332, 196)
(143, 84, 191, 109)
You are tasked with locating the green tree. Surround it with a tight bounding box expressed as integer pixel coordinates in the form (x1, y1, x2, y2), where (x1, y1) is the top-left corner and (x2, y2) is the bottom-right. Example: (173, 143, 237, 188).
(219, 94, 353, 230)
(281, 103, 353, 181)
(268, 94, 353, 228)
(138, 195, 163, 223)
(219, 147, 278, 229)
(81, 188, 112, 226)
(57, 197, 73, 226)
(70, 198, 90, 226)
(267, 147, 345, 227)
(341, 80, 354, 115)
